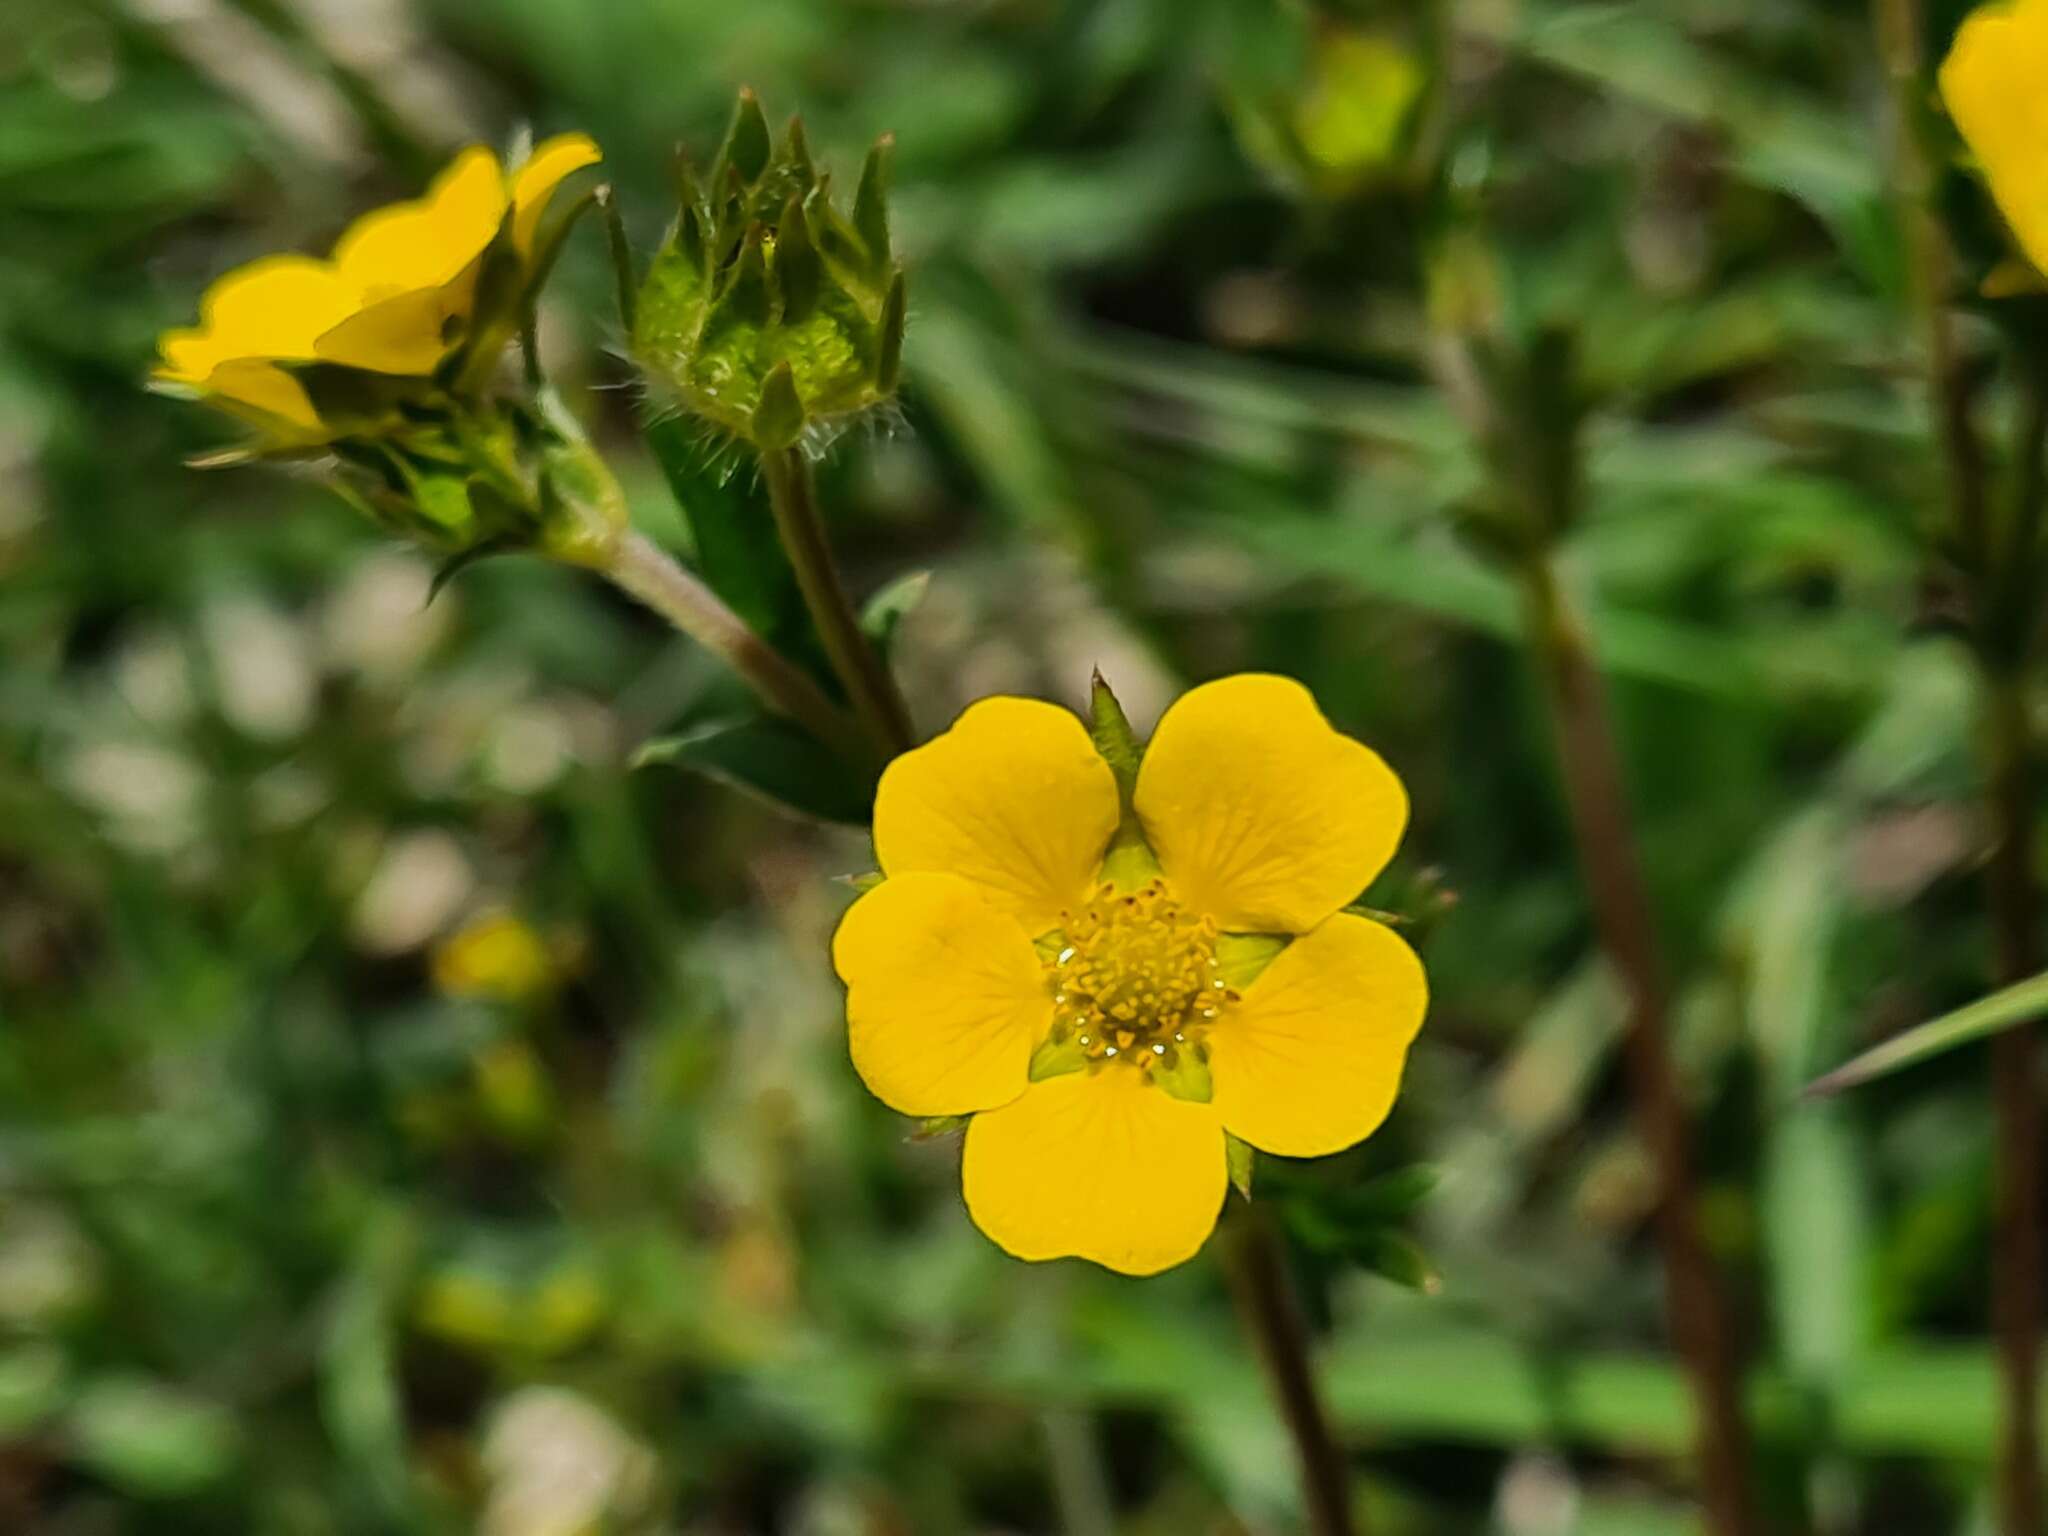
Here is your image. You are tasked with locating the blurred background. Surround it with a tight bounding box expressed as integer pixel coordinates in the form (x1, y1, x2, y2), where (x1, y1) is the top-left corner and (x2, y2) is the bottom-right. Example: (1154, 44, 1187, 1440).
(0, 0, 2037, 1531)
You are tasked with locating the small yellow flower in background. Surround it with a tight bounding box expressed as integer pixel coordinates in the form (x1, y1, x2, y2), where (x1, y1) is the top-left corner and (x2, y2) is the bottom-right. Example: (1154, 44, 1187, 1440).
(832, 673, 1428, 1276)
(155, 135, 600, 436)
(432, 909, 557, 1005)
(1940, 0, 2048, 285)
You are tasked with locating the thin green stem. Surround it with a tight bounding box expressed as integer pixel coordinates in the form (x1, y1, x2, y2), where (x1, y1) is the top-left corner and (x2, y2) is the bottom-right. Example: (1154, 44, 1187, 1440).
(601, 528, 863, 760)
(1221, 1205, 1361, 1536)
(760, 447, 916, 761)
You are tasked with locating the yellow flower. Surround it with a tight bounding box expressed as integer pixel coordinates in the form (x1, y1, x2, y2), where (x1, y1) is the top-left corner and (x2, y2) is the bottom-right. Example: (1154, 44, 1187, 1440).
(432, 910, 556, 1005)
(1940, 0, 2048, 281)
(831, 674, 1428, 1275)
(155, 134, 601, 436)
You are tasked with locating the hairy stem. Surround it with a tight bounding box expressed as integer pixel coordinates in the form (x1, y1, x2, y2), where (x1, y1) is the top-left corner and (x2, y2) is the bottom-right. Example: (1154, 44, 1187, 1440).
(1520, 558, 1757, 1536)
(1222, 1206, 1361, 1536)
(761, 447, 916, 761)
(601, 528, 862, 758)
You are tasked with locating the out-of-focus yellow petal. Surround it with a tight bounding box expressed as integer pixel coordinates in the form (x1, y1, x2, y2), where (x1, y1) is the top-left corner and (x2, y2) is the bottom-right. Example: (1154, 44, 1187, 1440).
(332, 146, 507, 296)
(961, 1069, 1225, 1274)
(1211, 913, 1425, 1158)
(156, 254, 361, 380)
(314, 265, 481, 374)
(832, 873, 1047, 1117)
(1135, 674, 1407, 934)
(194, 360, 324, 433)
(873, 697, 1120, 936)
(510, 133, 602, 254)
(1940, 0, 2048, 277)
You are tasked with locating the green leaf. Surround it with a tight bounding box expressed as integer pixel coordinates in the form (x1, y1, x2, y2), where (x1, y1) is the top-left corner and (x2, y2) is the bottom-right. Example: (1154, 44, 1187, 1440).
(1807, 970, 2048, 1096)
(634, 714, 874, 826)
(860, 569, 930, 657)
(1359, 1232, 1443, 1296)
(1345, 1164, 1442, 1221)
(65, 1378, 240, 1499)
(641, 418, 834, 689)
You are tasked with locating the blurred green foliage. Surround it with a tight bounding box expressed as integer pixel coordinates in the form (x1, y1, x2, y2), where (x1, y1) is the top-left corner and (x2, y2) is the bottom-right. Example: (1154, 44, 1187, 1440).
(1, 0, 2042, 1531)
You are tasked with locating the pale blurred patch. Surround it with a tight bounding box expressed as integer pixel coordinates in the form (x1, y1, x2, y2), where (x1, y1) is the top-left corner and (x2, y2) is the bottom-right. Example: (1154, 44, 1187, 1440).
(61, 741, 204, 856)
(479, 1386, 655, 1536)
(350, 828, 474, 954)
(320, 550, 451, 683)
(202, 595, 315, 740)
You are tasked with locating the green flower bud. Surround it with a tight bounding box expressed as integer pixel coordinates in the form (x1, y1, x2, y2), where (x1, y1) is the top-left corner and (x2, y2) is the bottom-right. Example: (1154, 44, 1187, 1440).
(633, 91, 907, 453)
(327, 393, 626, 570)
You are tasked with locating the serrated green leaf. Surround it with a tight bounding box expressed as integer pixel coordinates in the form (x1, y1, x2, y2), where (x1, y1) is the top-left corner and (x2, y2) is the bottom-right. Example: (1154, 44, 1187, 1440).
(634, 714, 873, 826)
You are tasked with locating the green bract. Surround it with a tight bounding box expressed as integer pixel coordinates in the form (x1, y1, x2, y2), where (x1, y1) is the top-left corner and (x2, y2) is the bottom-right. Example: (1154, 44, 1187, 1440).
(325, 391, 626, 570)
(632, 91, 907, 454)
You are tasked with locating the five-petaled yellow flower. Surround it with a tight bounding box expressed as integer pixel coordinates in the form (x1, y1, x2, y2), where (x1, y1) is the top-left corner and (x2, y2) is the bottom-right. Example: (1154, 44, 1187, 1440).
(156, 135, 601, 436)
(832, 674, 1428, 1276)
(1940, 0, 2048, 285)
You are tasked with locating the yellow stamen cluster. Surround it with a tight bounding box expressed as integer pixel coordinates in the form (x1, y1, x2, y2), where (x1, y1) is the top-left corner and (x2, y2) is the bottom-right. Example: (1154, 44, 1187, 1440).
(1047, 879, 1236, 1076)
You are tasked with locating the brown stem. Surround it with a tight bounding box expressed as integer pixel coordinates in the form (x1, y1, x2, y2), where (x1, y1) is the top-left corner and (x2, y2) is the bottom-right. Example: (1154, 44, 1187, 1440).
(1989, 673, 2043, 1536)
(760, 448, 916, 762)
(1221, 1206, 1360, 1536)
(1520, 558, 1757, 1536)
(1873, 5, 2043, 1529)
(602, 528, 863, 760)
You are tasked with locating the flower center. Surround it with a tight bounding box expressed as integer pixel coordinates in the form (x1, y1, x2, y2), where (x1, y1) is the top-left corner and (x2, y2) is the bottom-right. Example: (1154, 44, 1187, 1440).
(1047, 878, 1236, 1075)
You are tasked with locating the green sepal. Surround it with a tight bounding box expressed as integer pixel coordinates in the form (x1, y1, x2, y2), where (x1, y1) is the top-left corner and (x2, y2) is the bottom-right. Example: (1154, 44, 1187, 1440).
(633, 712, 875, 826)
(853, 135, 894, 279)
(1226, 1134, 1256, 1200)
(775, 195, 822, 323)
(840, 871, 884, 894)
(1150, 1047, 1213, 1104)
(1088, 670, 1144, 798)
(1029, 1033, 1088, 1083)
(750, 363, 806, 452)
(911, 1115, 969, 1141)
(877, 270, 906, 392)
(714, 87, 773, 186)
(1214, 932, 1287, 990)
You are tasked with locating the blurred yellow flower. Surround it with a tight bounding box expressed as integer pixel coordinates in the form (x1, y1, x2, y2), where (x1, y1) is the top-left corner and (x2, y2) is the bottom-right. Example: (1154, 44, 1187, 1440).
(832, 674, 1428, 1275)
(155, 135, 601, 436)
(432, 910, 556, 1005)
(1940, 0, 2048, 280)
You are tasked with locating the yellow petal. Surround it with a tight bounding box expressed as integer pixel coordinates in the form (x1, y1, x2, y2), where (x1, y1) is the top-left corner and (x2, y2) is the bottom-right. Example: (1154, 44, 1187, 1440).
(314, 264, 481, 374)
(961, 1069, 1225, 1274)
(157, 254, 361, 379)
(511, 133, 602, 254)
(832, 872, 1048, 1117)
(331, 145, 508, 297)
(191, 359, 324, 434)
(1135, 674, 1407, 934)
(1211, 913, 1426, 1158)
(873, 697, 1120, 936)
(1940, 0, 2048, 278)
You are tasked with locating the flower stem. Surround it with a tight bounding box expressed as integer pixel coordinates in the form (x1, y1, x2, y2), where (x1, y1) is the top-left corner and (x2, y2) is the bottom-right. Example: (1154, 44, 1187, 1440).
(760, 447, 916, 761)
(1519, 556, 1757, 1536)
(1221, 1205, 1361, 1536)
(1874, 3, 2044, 1528)
(1989, 669, 2042, 1536)
(601, 528, 863, 759)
